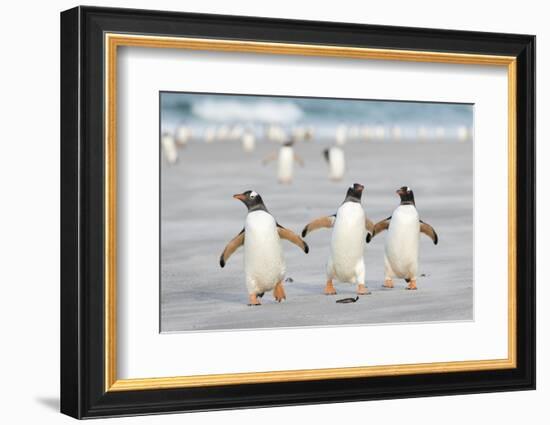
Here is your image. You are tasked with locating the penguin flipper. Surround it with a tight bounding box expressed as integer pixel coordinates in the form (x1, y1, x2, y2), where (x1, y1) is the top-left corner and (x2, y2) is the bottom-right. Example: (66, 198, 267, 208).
(365, 218, 375, 242)
(420, 220, 438, 245)
(277, 224, 309, 254)
(219, 228, 245, 267)
(301, 215, 336, 237)
(370, 216, 392, 241)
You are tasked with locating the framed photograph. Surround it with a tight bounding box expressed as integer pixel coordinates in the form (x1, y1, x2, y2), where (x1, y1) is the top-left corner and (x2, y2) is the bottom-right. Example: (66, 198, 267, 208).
(60, 6, 535, 419)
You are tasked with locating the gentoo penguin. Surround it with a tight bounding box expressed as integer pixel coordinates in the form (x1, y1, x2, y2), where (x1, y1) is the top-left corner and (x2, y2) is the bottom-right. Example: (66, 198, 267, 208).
(216, 125, 230, 141)
(175, 125, 192, 147)
(323, 147, 346, 181)
(370, 186, 438, 290)
(361, 125, 371, 142)
(241, 131, 256, 153)
(302, 183, 375, 296)
(230, 124, 244, 140)
(161, 132, 178, 165)
(335, 124, 348, 146)
(457, 126, 470, 142)
(265, 124, 287, 143)
(204, 126, 216, 144)
(374, 125, 386, 140)
(263, 140, 304, 184)
(219, 190, 309, 305)
(291, 125, 306, 142)
(391, 126, 402, 141)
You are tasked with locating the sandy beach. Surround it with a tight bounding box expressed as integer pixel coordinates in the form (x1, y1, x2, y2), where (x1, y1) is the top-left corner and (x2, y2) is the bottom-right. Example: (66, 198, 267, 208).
(160, 140, 473, 332)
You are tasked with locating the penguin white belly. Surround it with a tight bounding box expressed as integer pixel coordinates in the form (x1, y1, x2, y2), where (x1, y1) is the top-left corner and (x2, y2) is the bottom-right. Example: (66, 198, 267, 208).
(242, 133, 255, 152)
(329, 203, 366, 283)
(161, 134, 177, 164)
(278, 147, 294, 183)
(328, 147, 345, 181)
(244, 211, 286, 294)
(385, 205, 420, 279)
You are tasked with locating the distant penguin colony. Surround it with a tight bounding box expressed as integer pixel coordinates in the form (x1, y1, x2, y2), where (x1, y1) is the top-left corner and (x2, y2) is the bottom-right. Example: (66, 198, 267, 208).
(370, 186, 438, 290)
(302, 184, 374, 296)
(219, 190, 309, 306)
(161, 121, 354, 184)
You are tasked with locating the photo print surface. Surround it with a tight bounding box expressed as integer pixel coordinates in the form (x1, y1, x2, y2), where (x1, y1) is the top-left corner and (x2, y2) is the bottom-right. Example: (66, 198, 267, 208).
(160, 92, 473, 333)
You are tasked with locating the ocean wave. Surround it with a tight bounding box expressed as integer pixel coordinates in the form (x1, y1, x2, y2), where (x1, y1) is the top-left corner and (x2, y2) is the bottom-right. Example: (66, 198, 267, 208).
(191, 99, 304, 123)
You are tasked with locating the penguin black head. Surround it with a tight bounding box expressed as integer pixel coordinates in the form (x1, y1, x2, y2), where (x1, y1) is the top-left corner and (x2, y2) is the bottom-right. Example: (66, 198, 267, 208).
(323, 148, 330, 162)
(396, 186, 415, 205)
(233, 190, 268, 212)
(282, 139, 295, 147)
(344, 183, 364, 203)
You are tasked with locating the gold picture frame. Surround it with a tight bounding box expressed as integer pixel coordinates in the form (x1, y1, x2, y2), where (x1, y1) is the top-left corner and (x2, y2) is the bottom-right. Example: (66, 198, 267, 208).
(104, 33, 517, 392)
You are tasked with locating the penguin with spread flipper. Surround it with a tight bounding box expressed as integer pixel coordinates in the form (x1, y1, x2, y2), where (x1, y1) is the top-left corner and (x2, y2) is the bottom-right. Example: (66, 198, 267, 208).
(220, 191, 309, 305)
(370, 186, 438, 290)
(302, 184, 375, 296)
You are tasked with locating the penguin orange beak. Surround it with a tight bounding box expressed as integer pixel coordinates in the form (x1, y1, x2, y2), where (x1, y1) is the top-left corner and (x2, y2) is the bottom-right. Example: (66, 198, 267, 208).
(233, 193, 247, 201)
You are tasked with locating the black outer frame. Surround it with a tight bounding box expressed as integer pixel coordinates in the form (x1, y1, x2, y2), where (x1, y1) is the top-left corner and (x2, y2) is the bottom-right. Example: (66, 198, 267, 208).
(60, 5, 535, 419)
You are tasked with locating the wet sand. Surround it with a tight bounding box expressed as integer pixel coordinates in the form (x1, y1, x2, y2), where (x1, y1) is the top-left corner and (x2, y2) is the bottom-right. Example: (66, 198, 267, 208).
(161, 140, 473, 332)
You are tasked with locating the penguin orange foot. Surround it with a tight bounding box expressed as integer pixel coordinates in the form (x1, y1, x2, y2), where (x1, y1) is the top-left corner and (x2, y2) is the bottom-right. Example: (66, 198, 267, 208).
(273, 281, 286, 302)
(383, 279, 394, 288)
(324, 279, 337, 295)
(248, 294, 262, 306)
(406, 279, 418, 290)
(356, 284, 371, 295)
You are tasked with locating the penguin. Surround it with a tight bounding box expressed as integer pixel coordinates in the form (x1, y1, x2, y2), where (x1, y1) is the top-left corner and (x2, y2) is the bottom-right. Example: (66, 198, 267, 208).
(265, 124, 287, 143)
(291, 125, 306, 142)
(204, 126, 216, 144)
(263, 140, 304, 184)
(161, 132, 178, 165)
(230, 124, 244, 140)
(457, 126, 470, 142)
(323, 147, 346, 181)
(361, 125, 371, 142)
(219, 190, 309, 305)
(348, 125, 360, 140)
(370, 186, 438, 290)
(175, 125, 192, 147)
(374, 125, 386, 140)
(391, 125, 402, 141)
(302, 183, 375, 296)
(216, 125, 230, 141)
(335, 124, 348, 146)
(241, 131, 256, 153)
